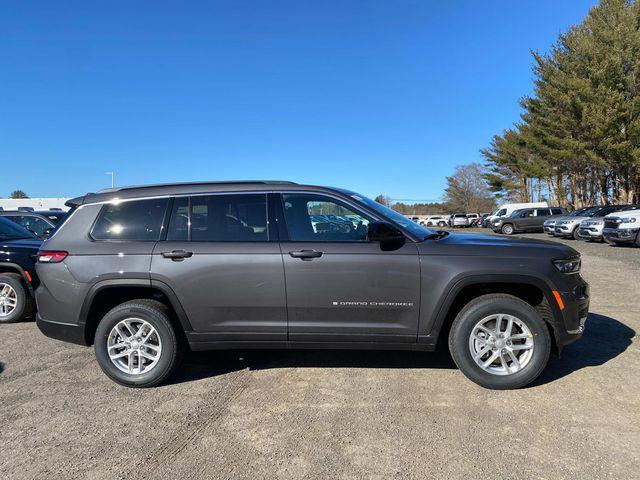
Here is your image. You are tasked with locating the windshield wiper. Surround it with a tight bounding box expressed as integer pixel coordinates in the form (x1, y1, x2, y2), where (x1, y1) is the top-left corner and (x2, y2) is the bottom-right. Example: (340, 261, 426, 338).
(423, 231, 449, 240)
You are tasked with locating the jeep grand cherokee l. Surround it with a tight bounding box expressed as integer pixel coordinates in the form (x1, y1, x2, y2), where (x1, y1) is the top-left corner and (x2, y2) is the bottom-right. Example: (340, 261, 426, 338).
(35, 181, 589, 389)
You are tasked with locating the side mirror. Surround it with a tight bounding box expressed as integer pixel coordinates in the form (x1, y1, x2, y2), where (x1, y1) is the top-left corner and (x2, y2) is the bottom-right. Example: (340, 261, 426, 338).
(367, 222, 406, 250)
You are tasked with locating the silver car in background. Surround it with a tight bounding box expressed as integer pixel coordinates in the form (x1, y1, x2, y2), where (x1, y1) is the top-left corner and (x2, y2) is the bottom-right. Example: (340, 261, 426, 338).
(579, 205, 639, 241)
(543, 207, 589, 235)
(449, 213, 470, 228)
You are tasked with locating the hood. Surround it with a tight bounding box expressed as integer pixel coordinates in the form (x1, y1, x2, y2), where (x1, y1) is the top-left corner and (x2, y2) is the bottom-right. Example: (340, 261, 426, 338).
(417, 232, 578, 258)
(606, 210, 640, 219)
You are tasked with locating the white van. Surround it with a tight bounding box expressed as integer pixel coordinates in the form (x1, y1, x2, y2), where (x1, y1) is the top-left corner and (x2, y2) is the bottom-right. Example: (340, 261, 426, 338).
(484, 202, 548, 225)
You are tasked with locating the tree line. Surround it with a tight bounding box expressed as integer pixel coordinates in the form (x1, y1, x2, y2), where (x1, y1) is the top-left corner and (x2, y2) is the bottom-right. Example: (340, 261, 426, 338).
(482, 0, 640, 208)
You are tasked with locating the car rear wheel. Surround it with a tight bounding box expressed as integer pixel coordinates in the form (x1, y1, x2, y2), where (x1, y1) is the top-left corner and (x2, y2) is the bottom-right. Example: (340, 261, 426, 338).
(0, 273, 34, 323)
(501, 223, 514, 235)
(448, 294, 551, 389)
(94, 299, 182, 388)
(438, 221, 446, 227)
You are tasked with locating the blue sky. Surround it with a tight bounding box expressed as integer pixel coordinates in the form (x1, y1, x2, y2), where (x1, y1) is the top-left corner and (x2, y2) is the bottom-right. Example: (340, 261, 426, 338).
(1, 0, 597, 201)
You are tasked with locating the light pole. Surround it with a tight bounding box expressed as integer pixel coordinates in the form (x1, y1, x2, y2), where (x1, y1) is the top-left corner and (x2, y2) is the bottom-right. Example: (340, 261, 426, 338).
(104, 171, 115, 188)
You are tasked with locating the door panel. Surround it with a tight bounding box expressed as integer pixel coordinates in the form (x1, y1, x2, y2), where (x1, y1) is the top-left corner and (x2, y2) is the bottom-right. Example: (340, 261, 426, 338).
(150, 193, 286, 341)
(151, 241, 286, 340)
(278, 192, 421, 343)
(283, 241, 421, 342)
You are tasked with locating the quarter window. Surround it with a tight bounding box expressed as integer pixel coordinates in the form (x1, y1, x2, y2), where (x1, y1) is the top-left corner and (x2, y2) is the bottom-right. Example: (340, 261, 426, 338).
(167, 194, 268, 242)
(282, 194, 370, 242)
(91, 198, 169, 241)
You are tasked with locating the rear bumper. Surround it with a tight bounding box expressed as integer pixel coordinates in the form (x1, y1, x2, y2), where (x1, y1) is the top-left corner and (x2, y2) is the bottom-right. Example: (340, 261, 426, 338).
(36, 314, 88, 346)
(603, 227, 639, 244)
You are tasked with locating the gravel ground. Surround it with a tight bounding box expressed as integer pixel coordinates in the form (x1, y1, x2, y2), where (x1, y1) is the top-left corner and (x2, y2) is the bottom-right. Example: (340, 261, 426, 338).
(0, 230, 638, 480)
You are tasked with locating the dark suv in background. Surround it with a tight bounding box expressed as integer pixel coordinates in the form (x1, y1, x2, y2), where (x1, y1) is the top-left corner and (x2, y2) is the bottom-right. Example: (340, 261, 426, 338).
(35, 181, 589, 390)
(0, 217, 41, 323)
(491, 207, 567, 235)
(0, 211, 63, 239)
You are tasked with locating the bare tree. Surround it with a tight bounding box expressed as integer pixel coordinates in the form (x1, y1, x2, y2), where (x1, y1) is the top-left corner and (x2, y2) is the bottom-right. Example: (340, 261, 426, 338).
(443, 163, 496, 213)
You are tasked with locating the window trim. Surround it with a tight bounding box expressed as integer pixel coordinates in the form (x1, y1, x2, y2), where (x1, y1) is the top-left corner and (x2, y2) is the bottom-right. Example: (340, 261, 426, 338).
(277, 192, 378, 243)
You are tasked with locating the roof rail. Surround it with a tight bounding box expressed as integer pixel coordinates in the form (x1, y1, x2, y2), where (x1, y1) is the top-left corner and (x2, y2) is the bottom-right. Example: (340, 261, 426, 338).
(95, 180, 296, 194)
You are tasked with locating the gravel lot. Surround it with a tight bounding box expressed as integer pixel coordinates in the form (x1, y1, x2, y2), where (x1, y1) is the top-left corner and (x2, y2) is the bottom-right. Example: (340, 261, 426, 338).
(1, 230, 638, 480)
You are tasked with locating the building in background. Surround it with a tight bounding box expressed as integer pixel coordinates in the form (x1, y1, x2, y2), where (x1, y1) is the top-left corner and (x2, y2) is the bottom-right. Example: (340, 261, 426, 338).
(0, 198, 70, 211)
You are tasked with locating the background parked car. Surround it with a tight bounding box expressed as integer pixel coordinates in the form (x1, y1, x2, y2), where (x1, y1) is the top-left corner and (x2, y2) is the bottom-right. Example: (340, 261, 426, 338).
(491, 207, 567, 235)
(483, 201, 548, 226)
(578, 205, 639, 242)
(424, 215, 448, 227)
(603, 209, 640, 246)
(0, 211, 58, 239)
(466, 213, 481, 227)
(449, 213, 470, 228)
(554, 205, 618, 240)
(0, 217, 41, 323)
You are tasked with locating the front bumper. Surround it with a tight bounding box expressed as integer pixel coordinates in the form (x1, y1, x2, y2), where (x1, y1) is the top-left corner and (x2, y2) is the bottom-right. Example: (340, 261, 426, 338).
(553, 279, 590, 348)
(544, 225, 556, 235)
(603, 227, 639, 244)
(36, 314, 88, 346)
(578, 226, 603, 240)
(553, 225, 576, 237)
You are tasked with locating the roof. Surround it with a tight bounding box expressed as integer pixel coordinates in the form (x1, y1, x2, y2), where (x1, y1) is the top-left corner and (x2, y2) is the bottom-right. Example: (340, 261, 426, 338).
(65, 180, 341, 207)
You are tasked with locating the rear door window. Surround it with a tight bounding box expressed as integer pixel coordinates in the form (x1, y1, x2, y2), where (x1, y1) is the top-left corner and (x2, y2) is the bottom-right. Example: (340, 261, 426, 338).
(91, 198, 169, 241)
(535, 209, 551, 217)
(167, 194, 268, 242)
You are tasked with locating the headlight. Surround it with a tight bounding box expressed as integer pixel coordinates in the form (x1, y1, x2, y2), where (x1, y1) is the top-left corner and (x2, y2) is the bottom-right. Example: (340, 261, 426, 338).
(620, 217, 637, 224)
(553, 258, 581, 274)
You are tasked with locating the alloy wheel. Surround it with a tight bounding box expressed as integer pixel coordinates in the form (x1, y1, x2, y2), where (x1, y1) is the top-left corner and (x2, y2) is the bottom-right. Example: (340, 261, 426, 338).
(468, 314, 534, 376)
(107, 318, 162, 375)
(0, 283, 18, 317)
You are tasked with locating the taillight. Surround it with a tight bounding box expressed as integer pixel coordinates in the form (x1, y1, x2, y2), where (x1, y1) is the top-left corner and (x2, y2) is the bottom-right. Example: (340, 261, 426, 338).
(37, 251, 68, 263)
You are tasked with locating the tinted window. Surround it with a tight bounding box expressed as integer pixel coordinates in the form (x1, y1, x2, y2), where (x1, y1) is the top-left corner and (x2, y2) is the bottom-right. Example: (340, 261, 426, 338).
(0, 216, 34, 240)
(551, 208, 564, 215)
(167, 194, 268, 242)
(283, 194, 370, 242)
(166, 197, 189, 241)
(535, 209, 551, 217)
(91, 198, 169, 241)
(13, 215, 52, 237)
(497, 209, 507, 216)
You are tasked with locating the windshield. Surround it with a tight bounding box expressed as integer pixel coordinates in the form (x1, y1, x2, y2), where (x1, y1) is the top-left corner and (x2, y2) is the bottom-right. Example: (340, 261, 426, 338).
(349, 192, 434, 238)
(0, 216, 36, 240)
(567, 207, 589, 217)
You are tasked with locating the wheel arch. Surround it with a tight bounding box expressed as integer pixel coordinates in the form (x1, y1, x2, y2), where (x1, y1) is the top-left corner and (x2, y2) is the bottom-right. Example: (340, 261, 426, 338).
(79, 279, 193, 345)
(428, 273, 562, 349)
(0, 262, 34, 294)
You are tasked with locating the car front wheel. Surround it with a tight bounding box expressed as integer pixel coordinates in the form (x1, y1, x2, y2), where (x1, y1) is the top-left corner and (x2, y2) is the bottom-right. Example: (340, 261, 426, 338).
(448, 294, 551, 389)
(501, 223, 514, 235)
(94, 299, 182, 387)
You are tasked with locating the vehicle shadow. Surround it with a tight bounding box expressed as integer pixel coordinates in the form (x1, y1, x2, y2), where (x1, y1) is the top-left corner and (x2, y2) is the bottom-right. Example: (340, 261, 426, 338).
(0, 361, 4, 376)
(168, 346, 457, 386)
(534, 312, 635, 386)
(168, 312, 633, 387)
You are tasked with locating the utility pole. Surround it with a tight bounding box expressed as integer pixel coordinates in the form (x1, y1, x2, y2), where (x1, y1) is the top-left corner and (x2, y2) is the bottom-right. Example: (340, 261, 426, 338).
(104, 171, 115, 189)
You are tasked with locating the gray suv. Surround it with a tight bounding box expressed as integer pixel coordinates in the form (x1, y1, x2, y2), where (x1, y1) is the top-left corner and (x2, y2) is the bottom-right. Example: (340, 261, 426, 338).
(35, 181, 589, 389)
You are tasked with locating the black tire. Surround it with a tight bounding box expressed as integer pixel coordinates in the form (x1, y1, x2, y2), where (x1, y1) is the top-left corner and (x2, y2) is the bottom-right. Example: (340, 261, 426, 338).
(501, 223, 514, 235)
(448, 294, 551, 390)
(0, 272, 34, 324)
(572, 227, 581, 240)
(94, 299, 182, 388)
